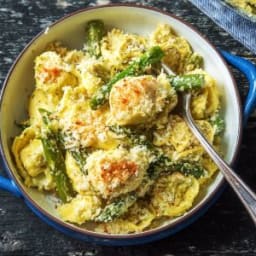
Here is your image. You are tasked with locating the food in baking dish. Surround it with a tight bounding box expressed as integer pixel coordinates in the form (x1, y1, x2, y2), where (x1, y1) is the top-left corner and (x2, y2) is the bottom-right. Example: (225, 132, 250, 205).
(12, 21, 224, 234)
(226, 0, 256, 18)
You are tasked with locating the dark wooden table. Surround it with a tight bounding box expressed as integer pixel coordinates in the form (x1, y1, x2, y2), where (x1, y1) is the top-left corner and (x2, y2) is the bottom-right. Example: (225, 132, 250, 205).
(0, 0, 256, 255)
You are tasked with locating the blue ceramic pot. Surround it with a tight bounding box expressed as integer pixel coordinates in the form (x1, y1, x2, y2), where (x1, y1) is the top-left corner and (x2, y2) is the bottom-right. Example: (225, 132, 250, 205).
(0, 5, 255, 246)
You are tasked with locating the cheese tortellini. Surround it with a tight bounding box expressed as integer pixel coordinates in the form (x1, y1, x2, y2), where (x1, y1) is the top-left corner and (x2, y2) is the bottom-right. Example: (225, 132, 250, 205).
(86, 146, 150, 198)
(12, 23, 224, 234)
(150, 172, 199, 217)
(12, 127, 55, 190)
(110, 75, 177, 125)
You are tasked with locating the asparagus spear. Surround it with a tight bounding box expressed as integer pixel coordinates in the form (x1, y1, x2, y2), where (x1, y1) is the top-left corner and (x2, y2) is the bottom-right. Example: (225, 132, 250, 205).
(210, 112, 225, 135)
(85, 20, 105, 58)
(39, 108, 52, 126)
(168, 74, 205, 91)
(108, 125, 155, 150)
(147, 155, 205, 179)
(54, 130, 89, 174)
(70, 148, 88, 174)
(90, 46, 165, 110)
(41, 136, 74, 202)
(95, 193, 137, 222)
(39, 109, 74, 202)
(15, 120, 30, 131)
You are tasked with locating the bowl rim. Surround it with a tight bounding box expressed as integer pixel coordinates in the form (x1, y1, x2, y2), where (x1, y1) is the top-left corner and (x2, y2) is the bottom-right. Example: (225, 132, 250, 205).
(0, 3, 243, 239)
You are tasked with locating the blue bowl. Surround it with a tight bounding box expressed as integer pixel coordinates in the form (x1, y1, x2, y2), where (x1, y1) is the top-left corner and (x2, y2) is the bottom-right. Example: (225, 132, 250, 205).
(0, 4, 255, 245)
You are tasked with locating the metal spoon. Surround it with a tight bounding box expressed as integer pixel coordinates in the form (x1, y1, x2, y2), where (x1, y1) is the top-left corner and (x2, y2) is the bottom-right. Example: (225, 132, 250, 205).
(162, 63, 256, 225)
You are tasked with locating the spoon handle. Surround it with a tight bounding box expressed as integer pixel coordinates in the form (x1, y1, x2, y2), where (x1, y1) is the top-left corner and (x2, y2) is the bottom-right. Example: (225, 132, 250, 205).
(183, 93, 256, 225)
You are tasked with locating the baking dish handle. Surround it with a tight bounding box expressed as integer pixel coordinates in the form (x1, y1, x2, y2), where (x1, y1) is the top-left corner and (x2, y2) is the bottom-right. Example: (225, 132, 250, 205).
(220, 50, 256, 125)
(0, 175, 22, 197)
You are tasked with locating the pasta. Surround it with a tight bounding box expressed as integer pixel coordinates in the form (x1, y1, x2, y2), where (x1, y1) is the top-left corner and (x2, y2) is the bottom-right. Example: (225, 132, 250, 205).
(12, 22, 224, 234)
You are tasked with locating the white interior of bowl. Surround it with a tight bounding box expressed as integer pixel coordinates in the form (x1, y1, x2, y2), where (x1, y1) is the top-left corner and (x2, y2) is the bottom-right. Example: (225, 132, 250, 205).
(0, 6, 241, 235)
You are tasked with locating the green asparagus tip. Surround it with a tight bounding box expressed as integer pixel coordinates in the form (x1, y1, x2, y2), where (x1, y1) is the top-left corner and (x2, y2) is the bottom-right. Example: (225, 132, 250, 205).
(140, 46, 165, 66)
(85, 19, 105, 58)
(86, 20, 104, 29)
(169, 74, 205, 91)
